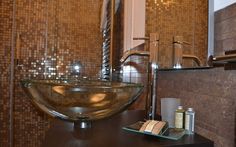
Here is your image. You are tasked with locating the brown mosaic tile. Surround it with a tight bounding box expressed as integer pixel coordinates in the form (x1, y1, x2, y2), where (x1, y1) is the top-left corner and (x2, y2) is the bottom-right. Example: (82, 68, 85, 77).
(1, 0, 104, 146)
(13, 0, 104, 146)
(146, 0, 208, 68)
(0, 1, 14, 146)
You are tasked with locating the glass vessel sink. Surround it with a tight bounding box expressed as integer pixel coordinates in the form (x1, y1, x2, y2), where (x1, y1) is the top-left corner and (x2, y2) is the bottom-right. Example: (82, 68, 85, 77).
(21, 79, 143, 123)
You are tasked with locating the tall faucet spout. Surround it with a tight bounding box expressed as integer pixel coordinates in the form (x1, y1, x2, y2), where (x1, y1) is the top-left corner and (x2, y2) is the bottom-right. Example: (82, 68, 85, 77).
(120, 50, 150, 63)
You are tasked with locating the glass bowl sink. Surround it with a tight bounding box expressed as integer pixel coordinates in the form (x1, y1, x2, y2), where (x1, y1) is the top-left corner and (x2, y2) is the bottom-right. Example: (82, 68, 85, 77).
(21, 79, 143, 123)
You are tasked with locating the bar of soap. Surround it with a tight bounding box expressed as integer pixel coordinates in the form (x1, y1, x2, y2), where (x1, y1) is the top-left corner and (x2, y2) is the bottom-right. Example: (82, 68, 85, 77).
(144, 120, 158, 133)
(139, 120, 166, 135)
(139, 121, 151, 132)
(152, 121, 166, 135)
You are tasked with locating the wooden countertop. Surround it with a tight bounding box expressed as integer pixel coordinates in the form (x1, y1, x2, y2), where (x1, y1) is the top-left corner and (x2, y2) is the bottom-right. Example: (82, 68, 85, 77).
(41, 110, 214, 147)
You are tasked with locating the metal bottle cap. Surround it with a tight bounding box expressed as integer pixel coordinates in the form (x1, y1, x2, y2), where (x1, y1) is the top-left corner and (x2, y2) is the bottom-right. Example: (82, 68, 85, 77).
(178, 106, 183, 109)
(187, 108, 194, 111)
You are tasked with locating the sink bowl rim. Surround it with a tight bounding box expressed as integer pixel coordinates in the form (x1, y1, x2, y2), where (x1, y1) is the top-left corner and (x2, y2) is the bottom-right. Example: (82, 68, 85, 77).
(21, 79, 144, 89)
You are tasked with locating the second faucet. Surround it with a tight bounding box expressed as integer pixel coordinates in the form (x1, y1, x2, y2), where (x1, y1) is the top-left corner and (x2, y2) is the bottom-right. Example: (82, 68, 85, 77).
(120, 33, 159, 120)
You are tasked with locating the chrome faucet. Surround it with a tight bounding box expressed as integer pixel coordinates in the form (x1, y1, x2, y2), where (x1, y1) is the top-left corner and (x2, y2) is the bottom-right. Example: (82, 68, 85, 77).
(173, 36, 202, 68)
(120, 50, 149, 62)
(120, 33, 159, 120)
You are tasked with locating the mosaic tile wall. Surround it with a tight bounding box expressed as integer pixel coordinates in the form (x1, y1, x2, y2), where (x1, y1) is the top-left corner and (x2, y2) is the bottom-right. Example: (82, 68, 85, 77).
(14, 0, 103, 146)
(0, 1, 13, 146)
(1, 0, 103, 146)
(15, 0, 103, 79)
(126, 0, 208, 110)
(146, 0, 208, 68)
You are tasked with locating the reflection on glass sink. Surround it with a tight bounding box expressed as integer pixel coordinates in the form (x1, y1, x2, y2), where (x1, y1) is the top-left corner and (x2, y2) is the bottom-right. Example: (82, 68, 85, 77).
(21, 79, 143, 122)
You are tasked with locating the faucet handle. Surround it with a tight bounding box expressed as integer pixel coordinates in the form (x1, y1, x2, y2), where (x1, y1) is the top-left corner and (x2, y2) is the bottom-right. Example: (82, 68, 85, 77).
(132, 33, 160, 63)
(133, 37, 150, 40)
(183, 41, 191, 45)
(133, 34, 159, 42)
(173, 36, 190, 45)
(149, 33, 160, 63)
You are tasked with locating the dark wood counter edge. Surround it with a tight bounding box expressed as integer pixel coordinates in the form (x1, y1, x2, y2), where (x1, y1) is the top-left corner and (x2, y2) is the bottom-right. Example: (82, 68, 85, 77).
(41, 110, 214, 147)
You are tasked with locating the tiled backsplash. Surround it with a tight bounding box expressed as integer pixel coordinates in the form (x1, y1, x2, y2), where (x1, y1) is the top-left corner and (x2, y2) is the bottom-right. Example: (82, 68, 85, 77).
(157, 68, 235, 147)
(128, 66, 235, 147)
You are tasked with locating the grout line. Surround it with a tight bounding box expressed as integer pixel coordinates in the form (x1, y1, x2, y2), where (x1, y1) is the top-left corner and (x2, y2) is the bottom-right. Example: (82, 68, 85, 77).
(10, 0, 16, 146)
